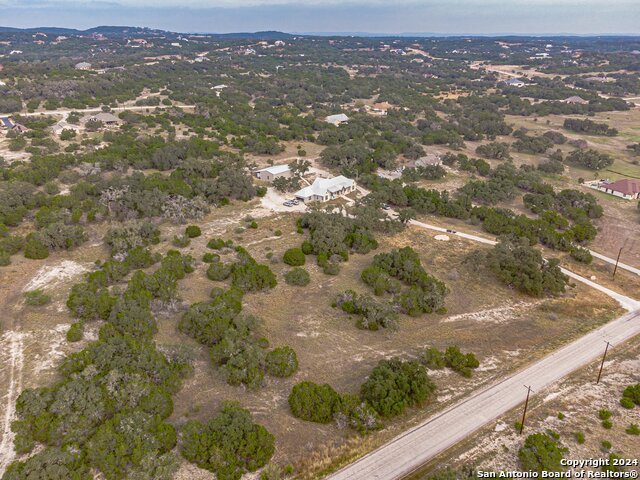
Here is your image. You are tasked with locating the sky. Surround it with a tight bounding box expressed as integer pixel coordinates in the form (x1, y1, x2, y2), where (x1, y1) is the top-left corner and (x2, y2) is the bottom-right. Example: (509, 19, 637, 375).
(0, 0, 638, 35)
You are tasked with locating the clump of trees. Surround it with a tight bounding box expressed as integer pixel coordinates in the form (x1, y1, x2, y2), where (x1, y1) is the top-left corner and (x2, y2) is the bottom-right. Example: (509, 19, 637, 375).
(361, 247, 448, 316)
(334, 290, 398, 330)
(288, 357, 434, 432)
(181, 253, 293, 387)
(476, 142, 511, 160)
(6, 250, 196, 480)
(180, 402, 275, 480)
(104, 221, 160, 255)
(360, 358, 436, 417)
(563, 118, 617, 136)
(566, 149, 614, 170)
(401, 165, 446, 182)
(487, 236, 568, 297)
(420, 346, 480, 377)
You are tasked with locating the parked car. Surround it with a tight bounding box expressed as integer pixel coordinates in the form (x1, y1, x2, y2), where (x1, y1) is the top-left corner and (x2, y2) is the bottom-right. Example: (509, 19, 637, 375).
(446, 229, 457, 234)
(381, 203, 391, 210)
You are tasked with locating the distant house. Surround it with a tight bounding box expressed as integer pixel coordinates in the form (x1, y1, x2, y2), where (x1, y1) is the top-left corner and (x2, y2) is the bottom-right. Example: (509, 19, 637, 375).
(563, 95, 589, 105)
(1, 117, 27, 133)
(325, 113, 350, 126)
(368, 102, 393, 116)
(253, 164, 292, 182)
(82, 112, 121, 126)
(75, 62, 92, 70)
(504, 78, 525, 88)
(294, 176, 356, 203)
(589, 179, 640, 200)
(414, 154, 442, 167)
(274, 40, 286, 47)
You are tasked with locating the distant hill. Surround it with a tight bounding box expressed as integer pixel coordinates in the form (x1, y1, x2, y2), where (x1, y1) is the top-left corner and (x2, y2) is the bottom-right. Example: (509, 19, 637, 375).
(0, 26, 294, 40)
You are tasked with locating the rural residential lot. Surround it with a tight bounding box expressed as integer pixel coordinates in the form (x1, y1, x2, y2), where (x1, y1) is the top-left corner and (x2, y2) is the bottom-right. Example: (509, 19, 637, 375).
(0, 28, 639, 480)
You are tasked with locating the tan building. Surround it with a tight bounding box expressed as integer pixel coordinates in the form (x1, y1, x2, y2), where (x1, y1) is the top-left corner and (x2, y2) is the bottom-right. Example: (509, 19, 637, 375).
(253, 164, 292, 182)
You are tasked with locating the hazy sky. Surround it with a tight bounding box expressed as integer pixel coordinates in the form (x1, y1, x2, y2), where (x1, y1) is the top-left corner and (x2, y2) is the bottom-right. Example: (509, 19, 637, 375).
(0, 0, 638, 34)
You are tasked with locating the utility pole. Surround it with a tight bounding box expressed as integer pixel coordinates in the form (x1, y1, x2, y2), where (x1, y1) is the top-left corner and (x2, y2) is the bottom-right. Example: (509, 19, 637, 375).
(612, 247, 623, 279)
(519, 385, 533, 435)
(596, 341, 612, 384)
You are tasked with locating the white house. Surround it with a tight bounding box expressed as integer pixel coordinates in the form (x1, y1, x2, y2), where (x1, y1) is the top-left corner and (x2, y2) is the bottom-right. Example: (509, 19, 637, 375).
(294, 176, 356, 203)
(253, 164, 292, 182)
(75, 62, 92, 70)
(504, 78, 525, 88)
(325, 113, 349, 126)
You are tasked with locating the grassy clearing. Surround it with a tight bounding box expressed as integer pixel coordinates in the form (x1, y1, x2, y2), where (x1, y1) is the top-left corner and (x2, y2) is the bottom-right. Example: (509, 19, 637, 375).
(158, 212, 621, 476)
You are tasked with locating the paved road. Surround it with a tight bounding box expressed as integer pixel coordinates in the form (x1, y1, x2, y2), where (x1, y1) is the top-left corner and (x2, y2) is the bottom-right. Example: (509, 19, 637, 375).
(328, 219, 640, 480)
(19, 104, 195, 118)
(328, 310, 640, 480)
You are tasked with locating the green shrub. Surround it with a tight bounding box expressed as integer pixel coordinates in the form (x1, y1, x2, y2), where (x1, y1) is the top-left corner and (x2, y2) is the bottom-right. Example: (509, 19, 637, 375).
(323, 262, 340, 276)
(334, 394, 382, 434)
(283, 248, 305, 266)
(284, 268, 310, 287)
(301, 241, 313, 255)
(620, 397, 635, 409)
(265, 346, 298, 378)
(206, 262, 232, 281)
(625, 424, 640, 435)
(598, 409, 612, 420)
(601, 440, 612, 451)
(180, 402, 274, 479)
(570, 246, 592, 264)
(202, 252, 220, 263)
(185, 225, 202, 238)
(574, 431, 585, 444)
(288, 381, 341, 423)
(66, 322, 83, 342)
(24, 289, 51, 306)
(207, 238, 232, 250)
(420, 347, 445, 369)
(24, 236, 49, 260)
(602, 420, 613, 429)
(443, 346, 480, 377)
(0, 250, 10, 266)
(172, 235, 191, 248)
(518, 432, 567, 472)
(621, 384, 640, 406)
(361, 358, 436, 417)
(557, 412, 565, 420)
(249, 221, 258, 229)
(274, 230, 282, 237)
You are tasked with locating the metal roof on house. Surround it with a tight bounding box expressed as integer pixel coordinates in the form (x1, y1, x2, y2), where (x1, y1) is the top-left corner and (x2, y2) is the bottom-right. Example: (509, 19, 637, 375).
(295, 175, 354, 199)
(325, 113, 349, 124)
(254, 164, 290, 175)
(0, 116, 14, 128)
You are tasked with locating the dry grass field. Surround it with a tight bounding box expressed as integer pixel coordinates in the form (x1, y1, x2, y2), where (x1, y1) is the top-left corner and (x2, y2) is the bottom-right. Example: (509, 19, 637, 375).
(0, 200, 629, 477)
